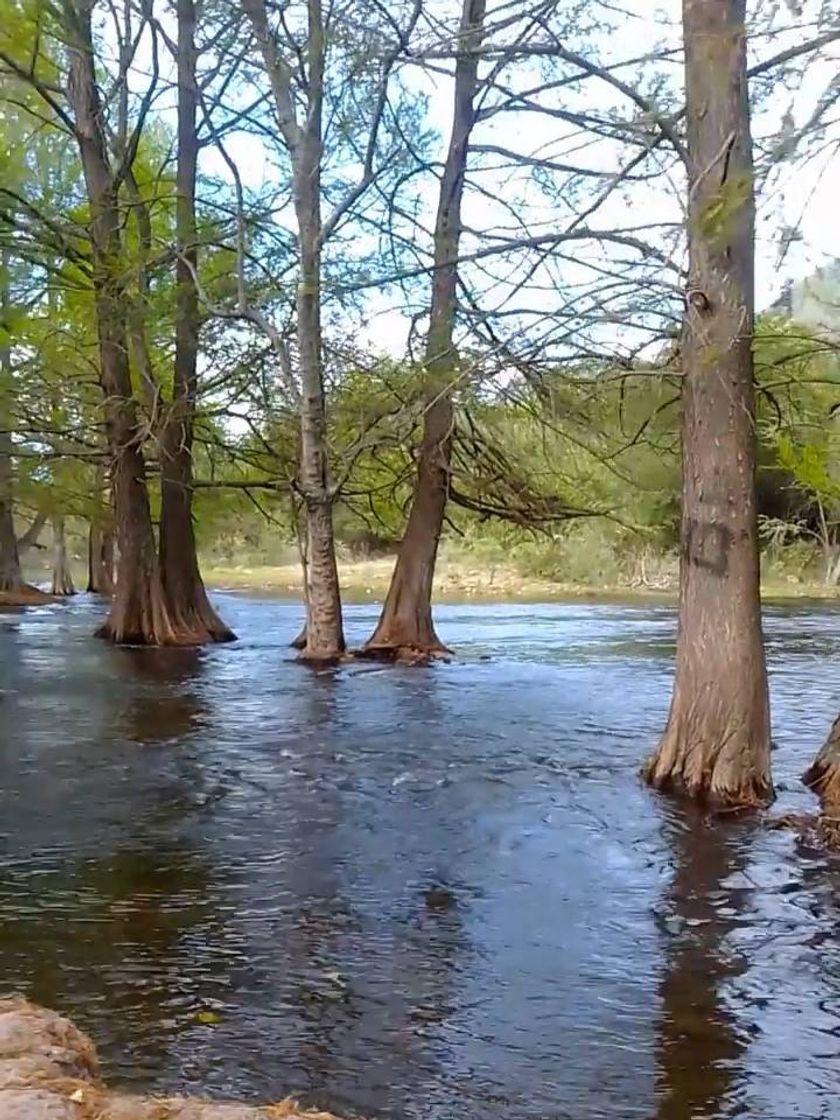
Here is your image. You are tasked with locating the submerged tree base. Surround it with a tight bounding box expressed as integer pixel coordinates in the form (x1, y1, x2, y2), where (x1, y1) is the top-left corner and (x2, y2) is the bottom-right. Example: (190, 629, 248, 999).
(767, 811, 840, 851)
(95, 593, 236, 648)
(95, 621, 236, 647)
(160, 608, 237, 647)
(643, 724, 774, 811)
(802, 714, 840, 847)
(357, 641, 452, 666)
(297, 647, 349, 666)
(0, 997, 343, 1120)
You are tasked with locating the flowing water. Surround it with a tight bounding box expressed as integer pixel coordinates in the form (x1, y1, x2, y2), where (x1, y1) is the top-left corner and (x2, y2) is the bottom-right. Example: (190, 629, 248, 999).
(1, 594, 840, 1120)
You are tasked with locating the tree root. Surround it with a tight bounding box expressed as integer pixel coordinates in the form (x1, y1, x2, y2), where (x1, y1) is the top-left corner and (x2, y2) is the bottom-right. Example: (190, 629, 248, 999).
(356, 642, 452, 666)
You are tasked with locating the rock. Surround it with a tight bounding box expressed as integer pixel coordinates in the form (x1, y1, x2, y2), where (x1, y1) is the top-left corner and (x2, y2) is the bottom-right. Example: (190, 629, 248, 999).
(0, 1000, 345, 1120)
(0, 999, 98, 1083)
(0, 1088, 82, 1119)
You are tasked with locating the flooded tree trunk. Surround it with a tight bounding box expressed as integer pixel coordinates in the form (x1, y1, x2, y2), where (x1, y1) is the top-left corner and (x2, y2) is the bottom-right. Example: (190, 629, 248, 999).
(50, 516, 76, 596)
(0, 496, 23, 595)
(0, 441, 22, 595)
(643, 0, 772, 807)
(66, 7, 178, 645)
(87, 465, 114, 594)
(294, 1, 345, 663)
(803, 717, 840, 836)
(158, 0, 235, 645)
(0, 255, 43, 603)
(290, 496, 308, 649)
(362, 0, 486, 661)
(87, 516, 115, 595)
(0, 251, 22, 595)
(243, 0, 345, 661)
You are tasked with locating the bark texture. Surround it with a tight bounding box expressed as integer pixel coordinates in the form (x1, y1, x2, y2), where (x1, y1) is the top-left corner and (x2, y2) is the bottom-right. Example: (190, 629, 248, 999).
(643, 0, 772, 807)
(803, 715, 840, 841)
(65, 4, 178, 644)
(50, 517, 76, 596)
(362, 0, 485, 661)
(157, 0, 234, 644)
(0, 465, 22, 594)
(242, 0, 345, 661)
(0, 253, 23, 596)
(0, 997, 341, 1119)
(294, 2, 344, 662)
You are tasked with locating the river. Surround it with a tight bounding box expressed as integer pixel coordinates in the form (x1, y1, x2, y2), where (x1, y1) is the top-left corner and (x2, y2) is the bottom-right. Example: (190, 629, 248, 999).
(1, 594, 839, 1119)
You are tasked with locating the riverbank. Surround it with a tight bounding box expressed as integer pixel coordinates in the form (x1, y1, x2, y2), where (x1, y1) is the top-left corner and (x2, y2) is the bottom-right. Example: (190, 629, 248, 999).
(0, 999, 341, 1120)
(202, 555, 840, 603)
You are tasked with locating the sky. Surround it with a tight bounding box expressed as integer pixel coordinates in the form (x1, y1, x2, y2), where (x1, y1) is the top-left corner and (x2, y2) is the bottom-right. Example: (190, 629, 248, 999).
(139, 0, 840, 361)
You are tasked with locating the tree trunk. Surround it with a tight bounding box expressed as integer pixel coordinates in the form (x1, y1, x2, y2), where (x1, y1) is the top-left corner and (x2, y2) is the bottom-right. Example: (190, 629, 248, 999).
(66, 5, 177, 645)
(87, 516, 115, 595)
(0, 251, 48, 604)
(0, 439, 22, 595)
(643, 0, 772, 807)
(17, 510, 47, 555)
(291, 498, 308, 649)
(242, 0, 345, 661)
(803, 717, 840, 842)
(158, 0, 235, 645)
(362, 0, 486, 661)
(50, 516, 76, 596)
(291, 2, 343, 661)
(0, 249, 22, 594)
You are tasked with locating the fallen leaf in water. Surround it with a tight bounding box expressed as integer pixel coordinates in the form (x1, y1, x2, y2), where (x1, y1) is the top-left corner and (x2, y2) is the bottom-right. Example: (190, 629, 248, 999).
(195, 1009, 221, 1025)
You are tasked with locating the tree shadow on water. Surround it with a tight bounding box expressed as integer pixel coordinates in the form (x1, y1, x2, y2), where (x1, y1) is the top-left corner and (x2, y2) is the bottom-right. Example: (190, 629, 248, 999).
(653, 809, 753, 1120)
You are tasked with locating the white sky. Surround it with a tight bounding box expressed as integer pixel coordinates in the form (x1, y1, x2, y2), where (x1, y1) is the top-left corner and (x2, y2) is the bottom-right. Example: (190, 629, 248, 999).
(177, 0, 840, 359)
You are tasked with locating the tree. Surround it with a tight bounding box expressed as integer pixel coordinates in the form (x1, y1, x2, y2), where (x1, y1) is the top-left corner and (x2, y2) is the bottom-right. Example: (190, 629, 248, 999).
(158, 0, 235, 643)
(239, 0, 346, 660)
(50, 515, 76, 596)
(237, 0, 427, 660)
(361, 0, 486, 661)
(643, 0, 772, 807)
(63, 0, 179, 643)
(0, 249, 23, 596)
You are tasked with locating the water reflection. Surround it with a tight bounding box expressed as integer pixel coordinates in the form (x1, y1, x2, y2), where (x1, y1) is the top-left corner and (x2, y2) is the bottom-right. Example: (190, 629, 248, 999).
(115, 648, 207, 744)
(654, 812, 748, 1120)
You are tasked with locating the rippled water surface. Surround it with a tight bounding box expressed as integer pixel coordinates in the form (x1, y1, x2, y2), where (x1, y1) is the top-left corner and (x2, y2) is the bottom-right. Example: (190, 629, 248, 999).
(2, 594, 840, 1119)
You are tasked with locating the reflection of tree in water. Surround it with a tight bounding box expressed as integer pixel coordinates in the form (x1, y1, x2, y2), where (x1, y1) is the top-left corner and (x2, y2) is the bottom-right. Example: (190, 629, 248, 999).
(654, 810, 750, 1120)
(115, 647, 207, 744)
(398, 881, 467, 1029)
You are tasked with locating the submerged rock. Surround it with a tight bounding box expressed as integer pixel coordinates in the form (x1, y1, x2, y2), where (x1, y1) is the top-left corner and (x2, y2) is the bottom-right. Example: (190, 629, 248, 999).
(0, 998, 343, 1120)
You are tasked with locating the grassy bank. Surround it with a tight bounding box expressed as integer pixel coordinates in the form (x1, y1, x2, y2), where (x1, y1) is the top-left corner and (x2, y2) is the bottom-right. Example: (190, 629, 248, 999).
(21, 533, 840, 605)
(202, 552, 840, 604)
